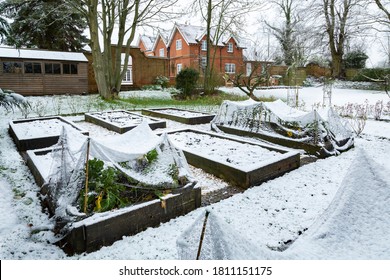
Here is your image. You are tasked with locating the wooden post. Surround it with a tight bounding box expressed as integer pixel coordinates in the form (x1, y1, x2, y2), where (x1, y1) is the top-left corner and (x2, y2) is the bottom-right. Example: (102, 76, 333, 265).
(196, 210, 210, 260)
(83, 138, 91, 214)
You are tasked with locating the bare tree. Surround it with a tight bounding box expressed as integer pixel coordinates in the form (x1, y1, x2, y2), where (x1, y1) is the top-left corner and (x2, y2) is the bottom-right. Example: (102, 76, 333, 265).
(194, 0, 265, 94)
(225, 62, 268, 101)
(67, 0, 180, 99)
(265, 0, 300, 66)
(374, 0, 390, 24)
(312, 0, 367, 78)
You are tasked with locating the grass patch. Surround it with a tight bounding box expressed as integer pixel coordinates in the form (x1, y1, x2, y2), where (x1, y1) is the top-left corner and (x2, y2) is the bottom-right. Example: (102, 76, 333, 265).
(120, 91, 275, 109)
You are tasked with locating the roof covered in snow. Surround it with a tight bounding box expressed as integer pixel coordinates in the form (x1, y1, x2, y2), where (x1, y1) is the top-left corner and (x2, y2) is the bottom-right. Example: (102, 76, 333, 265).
(167, 23, 245, 49)
(0, 46, 88, 62)
(137, 35, 156, 51)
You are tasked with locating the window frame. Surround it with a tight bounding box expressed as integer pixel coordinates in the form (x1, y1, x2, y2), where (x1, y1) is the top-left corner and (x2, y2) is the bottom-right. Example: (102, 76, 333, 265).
(225, 63, 236, 74)
(2, 61, 23, 74)
(24, 62, 42, 74)
(63, 63, 78, 75)
(159, 48, 165, 57)
(176, 39, 182, 50)
(45, 63, 61, 75)
(201, 40, 207, 51)
(177, 63, 182, 74)
(227, 42, 234, 53)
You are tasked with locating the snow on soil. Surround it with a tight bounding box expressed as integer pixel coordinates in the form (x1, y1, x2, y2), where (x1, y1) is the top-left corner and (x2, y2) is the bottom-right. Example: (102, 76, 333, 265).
(168, 131, 281, 170)
(0, 86, 390, 260)
(154, 108, 212, 118)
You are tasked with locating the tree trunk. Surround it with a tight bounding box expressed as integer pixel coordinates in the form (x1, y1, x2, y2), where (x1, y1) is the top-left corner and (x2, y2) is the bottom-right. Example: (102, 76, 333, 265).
(331, 53, 343, 78)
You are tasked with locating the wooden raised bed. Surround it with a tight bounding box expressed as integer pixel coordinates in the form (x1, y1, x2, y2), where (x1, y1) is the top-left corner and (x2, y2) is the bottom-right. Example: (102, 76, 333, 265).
(215, 124, 353, 158)
(165, 129, 300, 189)
(85, 110, 166, 133)
(8, 116, 89, 151)
(142, 107, 215, 125)
(25, 147, 201, 255)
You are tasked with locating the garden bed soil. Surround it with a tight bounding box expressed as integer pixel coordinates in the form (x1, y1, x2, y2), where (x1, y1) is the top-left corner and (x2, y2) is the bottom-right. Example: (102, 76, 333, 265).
(8, 116, 89, 151)
(142, 107, 215, 125)
(165, 128, 300, 189)
(85, 110, 166, 133)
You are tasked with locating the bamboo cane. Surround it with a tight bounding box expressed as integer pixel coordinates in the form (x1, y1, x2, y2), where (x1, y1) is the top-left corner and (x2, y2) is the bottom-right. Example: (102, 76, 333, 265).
(196, 210, 210, 260)
(83, 138, 91, 214)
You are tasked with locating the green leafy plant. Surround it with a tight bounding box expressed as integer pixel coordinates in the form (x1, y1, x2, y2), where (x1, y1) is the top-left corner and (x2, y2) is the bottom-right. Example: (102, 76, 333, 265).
(82, 158, 128, 213)
(175, 68, 200, 98)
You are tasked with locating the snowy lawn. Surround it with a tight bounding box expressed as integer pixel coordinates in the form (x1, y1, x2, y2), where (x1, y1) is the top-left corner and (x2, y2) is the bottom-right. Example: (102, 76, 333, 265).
(0, 86, 389, 260)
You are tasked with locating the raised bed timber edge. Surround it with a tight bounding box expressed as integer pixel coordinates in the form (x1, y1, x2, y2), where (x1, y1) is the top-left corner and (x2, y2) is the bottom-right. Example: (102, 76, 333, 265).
(85, 110, 166, 133)
(141, 107, 216, 125)
(164, 128, 301, 189)
(8, 116, 89, 151)
(25, 147, 201, 255)
(214, 124, 353, 158)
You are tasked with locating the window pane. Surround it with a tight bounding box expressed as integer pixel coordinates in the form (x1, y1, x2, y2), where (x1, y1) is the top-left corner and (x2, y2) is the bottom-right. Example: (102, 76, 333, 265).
(201, 40, 207, 51)
(33, 63, 42, 73)
(3, 62, 22, 73)
(53, 63, 61, 74)
(63, 64, 70, 74)
(25, 63, 33, 73)
(71, 64, 78, 74)
(45, 63, 53, 74)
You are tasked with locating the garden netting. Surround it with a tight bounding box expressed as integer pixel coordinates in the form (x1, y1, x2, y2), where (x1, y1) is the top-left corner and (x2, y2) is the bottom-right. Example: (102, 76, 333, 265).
(44, 120, 193, 219)
(176, 210, 272, 260)
(211, 99, 354, 156)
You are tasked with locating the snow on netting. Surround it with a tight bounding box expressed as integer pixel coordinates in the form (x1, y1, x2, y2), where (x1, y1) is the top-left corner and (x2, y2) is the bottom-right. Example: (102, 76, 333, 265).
(45, 120, 193, 219)
(176, 210, 270, 260)
(284, 149, 390, 259)
(211, 99, 354, 155)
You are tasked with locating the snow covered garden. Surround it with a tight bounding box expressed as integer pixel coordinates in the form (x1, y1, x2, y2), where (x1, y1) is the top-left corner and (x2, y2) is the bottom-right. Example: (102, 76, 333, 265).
(0, 84, 390, 260)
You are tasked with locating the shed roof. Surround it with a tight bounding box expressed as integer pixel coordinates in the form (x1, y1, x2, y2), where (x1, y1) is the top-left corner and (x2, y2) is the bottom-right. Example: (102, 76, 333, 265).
(0, 46, 88, 62)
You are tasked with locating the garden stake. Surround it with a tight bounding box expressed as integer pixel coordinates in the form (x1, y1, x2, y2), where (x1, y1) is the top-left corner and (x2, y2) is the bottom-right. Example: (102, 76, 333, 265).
(83, 138, 91, 214)
(196, 210, 210, 260)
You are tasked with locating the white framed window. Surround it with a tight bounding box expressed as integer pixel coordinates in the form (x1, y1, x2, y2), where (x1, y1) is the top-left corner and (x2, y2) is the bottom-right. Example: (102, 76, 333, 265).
(122, 67, 133, 84)
(201, 56, 207, 68)
(201, 40, 207, 51)
(227, 42, 234, 53)
(177, 63, 182, 74)
(176, 39, 182, 50)
(246, 63, 252, 76)
(159, 48, 165, 57)
(225, 63, 236, 74)
(121, 53, 133, 85)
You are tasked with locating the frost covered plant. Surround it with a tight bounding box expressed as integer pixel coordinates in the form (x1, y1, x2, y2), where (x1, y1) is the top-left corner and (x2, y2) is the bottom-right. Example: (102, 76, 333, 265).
(154, 75, 170, 89)
(373, 100, 384, 120)
(66, 95, 80, 114)
(348, 103, 368, 137)
(51, 95, 63, 115)
(31, 99, 48, 117)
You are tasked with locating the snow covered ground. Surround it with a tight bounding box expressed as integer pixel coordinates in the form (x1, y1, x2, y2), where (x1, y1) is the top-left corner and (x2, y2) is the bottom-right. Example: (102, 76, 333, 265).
(0, 85, 389, 260)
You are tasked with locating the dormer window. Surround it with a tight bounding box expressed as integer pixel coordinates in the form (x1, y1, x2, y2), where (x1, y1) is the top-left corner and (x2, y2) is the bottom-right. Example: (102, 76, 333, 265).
(176, 39, 182, 50)
(227, 42, 233, 53)
(201, 40, 207, 51)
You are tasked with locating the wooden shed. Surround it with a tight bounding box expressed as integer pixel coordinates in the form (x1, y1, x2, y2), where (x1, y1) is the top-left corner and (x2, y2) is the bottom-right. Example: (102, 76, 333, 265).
(0, 46, 89, 95)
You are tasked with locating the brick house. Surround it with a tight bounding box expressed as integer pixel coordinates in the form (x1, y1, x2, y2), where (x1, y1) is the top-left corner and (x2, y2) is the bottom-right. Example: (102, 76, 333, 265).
(164, 23, 246, 83)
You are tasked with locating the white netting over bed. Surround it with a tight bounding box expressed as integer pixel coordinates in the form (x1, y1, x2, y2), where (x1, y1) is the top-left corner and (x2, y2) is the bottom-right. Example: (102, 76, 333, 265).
(177, 210, 270, 260)
(211, 99, 354, 155)
(45, 120, 193, 219)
